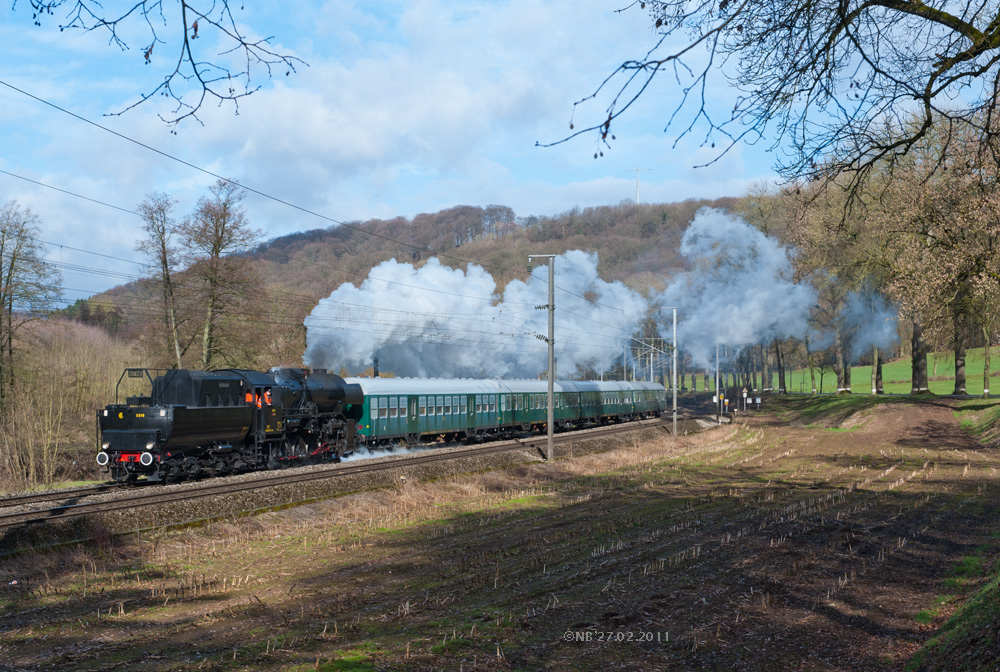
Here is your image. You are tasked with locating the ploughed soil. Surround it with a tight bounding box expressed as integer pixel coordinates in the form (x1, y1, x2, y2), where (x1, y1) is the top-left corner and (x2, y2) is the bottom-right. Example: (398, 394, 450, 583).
(3, 397, 1000, 671)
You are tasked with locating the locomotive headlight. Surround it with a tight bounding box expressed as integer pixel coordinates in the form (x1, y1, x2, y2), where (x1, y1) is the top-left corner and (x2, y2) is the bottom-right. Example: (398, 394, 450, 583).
(96, 452, 110, 466)
(139, 452, 154, 466)
(159, 410, 166, 417)
(145, 441, 156, 450)
(103, 410, 108, 417)
(102, 441, 110, 450)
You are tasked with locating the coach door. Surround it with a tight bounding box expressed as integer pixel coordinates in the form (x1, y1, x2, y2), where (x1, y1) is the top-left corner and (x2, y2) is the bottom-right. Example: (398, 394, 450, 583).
(407, 396, 418, 438)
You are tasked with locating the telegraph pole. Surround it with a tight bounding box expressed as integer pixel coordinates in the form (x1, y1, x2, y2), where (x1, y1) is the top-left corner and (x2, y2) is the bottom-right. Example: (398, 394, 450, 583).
(528, 254, 556, 461)
(672, 307, 677, 437)
(624, 166, 652, 205)
(630, 310, 678, 437)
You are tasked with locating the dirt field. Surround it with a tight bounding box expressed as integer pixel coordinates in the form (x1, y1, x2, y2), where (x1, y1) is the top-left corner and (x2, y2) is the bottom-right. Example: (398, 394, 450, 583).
(2, 397, 1000, 671)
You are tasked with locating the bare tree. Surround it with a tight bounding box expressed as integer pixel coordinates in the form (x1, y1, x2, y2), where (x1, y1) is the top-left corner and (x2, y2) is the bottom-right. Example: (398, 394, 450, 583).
(0, 201, 62, 403)
(16, 1, 304, 128)
(137, 192, 185, 368)
(553, 0, 1000, 194)
(178, 180, 262, 369)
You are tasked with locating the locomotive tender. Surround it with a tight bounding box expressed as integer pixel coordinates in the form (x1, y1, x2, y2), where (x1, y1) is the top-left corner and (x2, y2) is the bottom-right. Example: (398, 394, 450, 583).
(97, 368, 666, 483)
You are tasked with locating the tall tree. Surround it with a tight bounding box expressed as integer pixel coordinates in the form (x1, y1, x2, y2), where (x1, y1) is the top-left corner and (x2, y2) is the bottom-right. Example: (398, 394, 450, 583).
(178, 180, 262, 369)
(0, 201, 61, 402)
(137, 192, 185, 369)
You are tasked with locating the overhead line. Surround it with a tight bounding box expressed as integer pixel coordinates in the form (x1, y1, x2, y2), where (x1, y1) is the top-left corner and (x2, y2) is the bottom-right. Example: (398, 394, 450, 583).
(1, 79, 633, 317)
(0, 164, 536, 309)
(0, 168, 143, 218)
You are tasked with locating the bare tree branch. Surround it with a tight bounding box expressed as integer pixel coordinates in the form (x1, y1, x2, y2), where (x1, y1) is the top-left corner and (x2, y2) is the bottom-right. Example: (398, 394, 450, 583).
(16, 1, 306, 129)
(551, 0, 1000, 196)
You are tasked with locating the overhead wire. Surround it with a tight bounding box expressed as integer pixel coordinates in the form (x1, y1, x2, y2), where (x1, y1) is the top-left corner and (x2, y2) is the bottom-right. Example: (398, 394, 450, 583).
(0, 83, 664, 367)
(0, 78, 635, 316)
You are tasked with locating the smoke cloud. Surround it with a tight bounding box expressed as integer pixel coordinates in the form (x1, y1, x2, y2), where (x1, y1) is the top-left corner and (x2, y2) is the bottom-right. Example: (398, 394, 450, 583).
(303, 251, 647, 378)
(655, 208, 817, 369)
(842, 290, 899, 361)
(303, 209, 899, 380)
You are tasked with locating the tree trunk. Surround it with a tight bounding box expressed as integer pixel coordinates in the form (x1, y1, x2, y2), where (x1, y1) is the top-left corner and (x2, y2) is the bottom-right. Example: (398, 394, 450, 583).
(984, 325, 992, 398)
(953, 308, 967, 395)
(911, 318, 930, 394)
(871, 346, 879, 395)
(843, 348, 852, 392)
(953, 342, 967, 395)
(202, 288, 218, 370)
(163, 270, 182, 369)
(875, 348, 884, 394)
(761, 343, 769, 391)
(805, 336, 816, 394)
(832, 330, 852, 393)
(773, 339, 786, 393)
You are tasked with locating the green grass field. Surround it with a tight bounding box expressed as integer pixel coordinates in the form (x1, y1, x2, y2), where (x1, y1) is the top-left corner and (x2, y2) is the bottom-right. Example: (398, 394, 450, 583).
(769, 346, 1000, 396)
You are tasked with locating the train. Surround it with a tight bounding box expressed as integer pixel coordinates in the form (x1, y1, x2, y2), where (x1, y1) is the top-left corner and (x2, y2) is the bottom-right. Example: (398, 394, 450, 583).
(96, 367, 667, 483)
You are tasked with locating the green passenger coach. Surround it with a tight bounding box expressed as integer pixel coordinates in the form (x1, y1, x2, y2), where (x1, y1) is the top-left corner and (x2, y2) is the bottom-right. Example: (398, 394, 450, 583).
(346, 377, 666, 446)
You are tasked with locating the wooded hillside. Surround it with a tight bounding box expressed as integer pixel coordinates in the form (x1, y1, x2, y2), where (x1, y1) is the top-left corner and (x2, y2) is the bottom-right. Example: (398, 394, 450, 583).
(67, 197, 739, 374)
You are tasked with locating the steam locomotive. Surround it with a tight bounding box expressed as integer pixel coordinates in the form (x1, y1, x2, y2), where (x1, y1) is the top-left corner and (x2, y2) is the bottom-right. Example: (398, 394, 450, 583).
(97, 368, 666, 483)
(97, 368, 363, 483)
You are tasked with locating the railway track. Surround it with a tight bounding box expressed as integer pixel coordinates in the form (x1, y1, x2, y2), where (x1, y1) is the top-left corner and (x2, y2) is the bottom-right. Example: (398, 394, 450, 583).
(0, 415, 678, 531)
(0, 483, 117, 508)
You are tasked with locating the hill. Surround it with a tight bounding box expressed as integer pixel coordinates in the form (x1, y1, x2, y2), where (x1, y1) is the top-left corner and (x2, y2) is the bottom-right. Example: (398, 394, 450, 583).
(252, 198, 738, 297)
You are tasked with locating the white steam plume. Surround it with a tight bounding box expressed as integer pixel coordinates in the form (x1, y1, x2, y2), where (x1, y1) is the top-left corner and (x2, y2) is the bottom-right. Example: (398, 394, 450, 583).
(842, 290, 899, 361)
(303, 251, 647, 378)
(656, 208, 817, 369)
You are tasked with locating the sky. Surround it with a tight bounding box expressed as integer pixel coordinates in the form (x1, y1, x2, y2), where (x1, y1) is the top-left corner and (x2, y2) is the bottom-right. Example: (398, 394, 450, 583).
(0, 0, 780, 307)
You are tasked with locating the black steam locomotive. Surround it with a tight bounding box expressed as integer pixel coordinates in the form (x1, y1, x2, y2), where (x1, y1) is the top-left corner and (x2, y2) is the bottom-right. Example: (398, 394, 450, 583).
(97, 368, 363, 483)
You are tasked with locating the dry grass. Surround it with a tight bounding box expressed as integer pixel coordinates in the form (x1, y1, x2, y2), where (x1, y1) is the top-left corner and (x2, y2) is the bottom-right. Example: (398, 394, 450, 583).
(0, 320, 140, 492)
(5, 402, 997, 671)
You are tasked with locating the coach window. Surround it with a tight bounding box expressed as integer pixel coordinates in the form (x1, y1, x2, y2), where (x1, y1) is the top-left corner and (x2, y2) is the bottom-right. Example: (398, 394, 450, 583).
(461, 396, 468, 414)
(371, 397, 378, 418)
(419, 396, 427, 416)
(444, 396, 451, 415)
(436, 396, 444, 415)
(490, 395, 497, 413)
(475, 395, 482, 413)
(380, 397, 388, 418)
(389, 397, 398, 418)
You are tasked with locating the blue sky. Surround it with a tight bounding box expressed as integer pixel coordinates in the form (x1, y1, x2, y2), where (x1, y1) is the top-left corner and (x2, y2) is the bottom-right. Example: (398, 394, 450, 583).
(0, 1, 779, 305)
